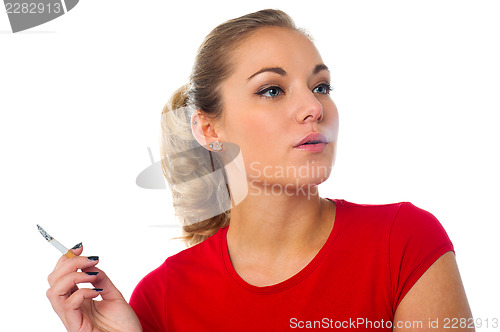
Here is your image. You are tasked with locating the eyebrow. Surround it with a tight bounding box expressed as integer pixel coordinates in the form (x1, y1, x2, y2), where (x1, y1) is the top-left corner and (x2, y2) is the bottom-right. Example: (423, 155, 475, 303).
(313, 64, 329, 75)
(247, 67, 286, 80)
(247, 64, 329, 80)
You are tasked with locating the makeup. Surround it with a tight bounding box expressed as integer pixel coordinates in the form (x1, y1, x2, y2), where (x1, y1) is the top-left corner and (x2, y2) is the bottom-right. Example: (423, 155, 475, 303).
(293, 132, 329, 153)
(37, 224, 76, 258)
(293, 142, 328, 153)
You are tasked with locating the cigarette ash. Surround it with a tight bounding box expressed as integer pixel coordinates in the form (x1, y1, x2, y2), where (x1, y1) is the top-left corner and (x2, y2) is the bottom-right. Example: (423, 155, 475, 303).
(37, 225, 53, 242)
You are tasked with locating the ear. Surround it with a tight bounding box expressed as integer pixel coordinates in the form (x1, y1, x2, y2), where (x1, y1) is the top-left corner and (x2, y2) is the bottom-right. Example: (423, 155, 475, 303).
(191, 110, 220, 149)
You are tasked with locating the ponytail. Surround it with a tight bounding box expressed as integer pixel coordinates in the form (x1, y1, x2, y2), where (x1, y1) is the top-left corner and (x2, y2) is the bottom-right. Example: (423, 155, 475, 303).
(160, 84, 230, 247)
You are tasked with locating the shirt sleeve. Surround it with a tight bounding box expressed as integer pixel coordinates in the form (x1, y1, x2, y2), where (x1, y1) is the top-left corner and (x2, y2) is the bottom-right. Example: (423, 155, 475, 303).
(389, 202, 455, 314)
(129, 262, 168, 332)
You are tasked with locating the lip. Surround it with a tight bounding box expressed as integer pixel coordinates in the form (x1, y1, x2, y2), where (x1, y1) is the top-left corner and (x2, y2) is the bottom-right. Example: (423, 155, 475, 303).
(293, 142, 328, 152)
(293, 132, 329, 149)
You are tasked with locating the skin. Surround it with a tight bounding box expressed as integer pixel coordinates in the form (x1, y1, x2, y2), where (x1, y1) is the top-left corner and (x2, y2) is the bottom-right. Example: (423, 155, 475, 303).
(393, 251, 475, 331)
(46, 245, 142, 332)
(46, 26, 474, 332)
(192, 27, 339, 286)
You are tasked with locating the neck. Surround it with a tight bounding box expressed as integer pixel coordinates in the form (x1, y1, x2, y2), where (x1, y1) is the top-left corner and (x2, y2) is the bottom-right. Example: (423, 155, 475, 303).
(226, 186, 335, 262)
(221, 151, 336, 281)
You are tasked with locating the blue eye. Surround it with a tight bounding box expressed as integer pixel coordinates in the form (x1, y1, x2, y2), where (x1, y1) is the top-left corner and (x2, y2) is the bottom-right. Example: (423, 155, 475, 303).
(256, 86, 284, 98)
(313, 83, 333, 95)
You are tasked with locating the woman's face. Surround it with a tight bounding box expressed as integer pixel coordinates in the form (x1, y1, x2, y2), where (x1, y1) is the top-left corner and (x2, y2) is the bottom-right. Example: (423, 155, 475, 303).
(215, 27, 339, 189)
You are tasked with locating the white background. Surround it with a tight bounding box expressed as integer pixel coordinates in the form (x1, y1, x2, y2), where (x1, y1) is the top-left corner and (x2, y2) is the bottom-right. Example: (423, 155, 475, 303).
(1, 0, 499, 330)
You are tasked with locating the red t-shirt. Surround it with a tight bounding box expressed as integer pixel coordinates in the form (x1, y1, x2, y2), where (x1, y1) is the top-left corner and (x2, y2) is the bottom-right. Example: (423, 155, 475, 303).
(129, 199, 454, 331)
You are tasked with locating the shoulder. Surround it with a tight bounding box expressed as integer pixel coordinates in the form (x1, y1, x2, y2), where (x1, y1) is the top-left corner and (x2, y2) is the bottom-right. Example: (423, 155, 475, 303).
(166, 226, 225, 271)
(335, 198, 407, 221)
(129, 228, 225, 318)
(387, 201, 453, 251)
(333, 199, 409, 236)
(133, 226, 226, 290)
(336, 199, 449, 235)
(338, 199, 462, 322)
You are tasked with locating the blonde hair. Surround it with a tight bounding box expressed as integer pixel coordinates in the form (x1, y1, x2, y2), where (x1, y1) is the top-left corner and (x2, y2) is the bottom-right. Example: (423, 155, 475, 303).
(160, 9, 301, 246)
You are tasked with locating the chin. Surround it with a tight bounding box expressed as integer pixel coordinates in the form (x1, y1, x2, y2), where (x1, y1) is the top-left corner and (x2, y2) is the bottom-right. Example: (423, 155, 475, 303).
(278, 173, 331, 188)
(293, 159, 333, 180)
(297, 176, 330, 187)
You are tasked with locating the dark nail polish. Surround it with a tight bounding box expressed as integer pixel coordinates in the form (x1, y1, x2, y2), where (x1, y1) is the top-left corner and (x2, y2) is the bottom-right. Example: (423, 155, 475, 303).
(71, 242, 82, 249)
(85, 272, 99, 276)
(92, 288, 103, 292)
(87, 256, 99, 261)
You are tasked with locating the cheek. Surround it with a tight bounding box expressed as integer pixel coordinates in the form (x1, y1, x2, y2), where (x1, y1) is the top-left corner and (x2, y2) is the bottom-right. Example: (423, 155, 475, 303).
(239, 116, 283, 160)
(224, 106, 282, 145)
(226, 113, 288, 177)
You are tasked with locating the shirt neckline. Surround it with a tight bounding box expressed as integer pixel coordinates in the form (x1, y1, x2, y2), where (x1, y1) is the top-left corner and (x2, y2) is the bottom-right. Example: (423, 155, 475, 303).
(220, 198, 344, 294)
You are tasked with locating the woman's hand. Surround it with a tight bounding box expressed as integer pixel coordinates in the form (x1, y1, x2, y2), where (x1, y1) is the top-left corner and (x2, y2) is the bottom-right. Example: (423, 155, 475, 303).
(46, 244, 143, 332)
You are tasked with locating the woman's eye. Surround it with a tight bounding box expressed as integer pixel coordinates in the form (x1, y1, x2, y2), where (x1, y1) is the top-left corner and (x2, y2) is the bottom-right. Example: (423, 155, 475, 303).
(256, 86, 284, 98)
(313, 83, 332, 95)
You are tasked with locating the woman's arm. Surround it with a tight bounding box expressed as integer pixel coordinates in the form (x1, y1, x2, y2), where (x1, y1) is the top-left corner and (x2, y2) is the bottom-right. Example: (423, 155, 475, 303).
(393, 251, 474, 331)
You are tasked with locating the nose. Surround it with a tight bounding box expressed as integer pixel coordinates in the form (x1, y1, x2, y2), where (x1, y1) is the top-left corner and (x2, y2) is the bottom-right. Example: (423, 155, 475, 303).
(294, 89, 324, 124)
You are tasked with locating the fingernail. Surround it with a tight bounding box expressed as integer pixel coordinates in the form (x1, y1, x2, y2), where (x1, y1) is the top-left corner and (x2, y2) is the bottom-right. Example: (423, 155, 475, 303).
(87, 256, 99, 261)
(92, 288, 103, 292)
(85, 272, 99, 276)
(71, 242, 82, 249)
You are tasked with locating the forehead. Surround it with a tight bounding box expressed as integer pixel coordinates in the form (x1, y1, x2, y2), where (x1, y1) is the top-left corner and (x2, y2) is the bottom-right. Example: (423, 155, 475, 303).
(231, 27, 324, 76)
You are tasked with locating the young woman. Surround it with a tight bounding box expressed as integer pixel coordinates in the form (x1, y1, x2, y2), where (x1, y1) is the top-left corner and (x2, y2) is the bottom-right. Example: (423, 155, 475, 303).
(46, 9, 474, 331)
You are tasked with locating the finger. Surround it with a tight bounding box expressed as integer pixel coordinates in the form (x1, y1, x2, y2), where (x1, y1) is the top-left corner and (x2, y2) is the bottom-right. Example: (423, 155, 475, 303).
(81, 266, 126, 302)
(47, 271, 99, 313)
(50, 243, 84, 278)
(54, 243, 84, 269)
(64, 244, 82, 258)
(48, 244, 84, 289)
(48, 255, 99, 287)
(49, 271, 99, 300)
(64, 288, 103, 331)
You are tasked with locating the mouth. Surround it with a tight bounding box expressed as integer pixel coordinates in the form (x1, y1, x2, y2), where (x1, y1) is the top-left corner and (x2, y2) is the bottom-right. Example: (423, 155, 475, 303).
(299, 140, 326, 145)
(293, 142, 328, 152)
(293, 132, 329, 153)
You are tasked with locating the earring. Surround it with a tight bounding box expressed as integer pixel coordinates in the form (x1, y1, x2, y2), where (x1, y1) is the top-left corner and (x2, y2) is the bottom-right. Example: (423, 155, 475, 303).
(209, 141, 223, 151)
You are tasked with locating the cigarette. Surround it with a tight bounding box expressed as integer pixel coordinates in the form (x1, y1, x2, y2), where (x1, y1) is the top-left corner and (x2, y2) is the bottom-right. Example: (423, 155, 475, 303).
(37, 224, 76, 258)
